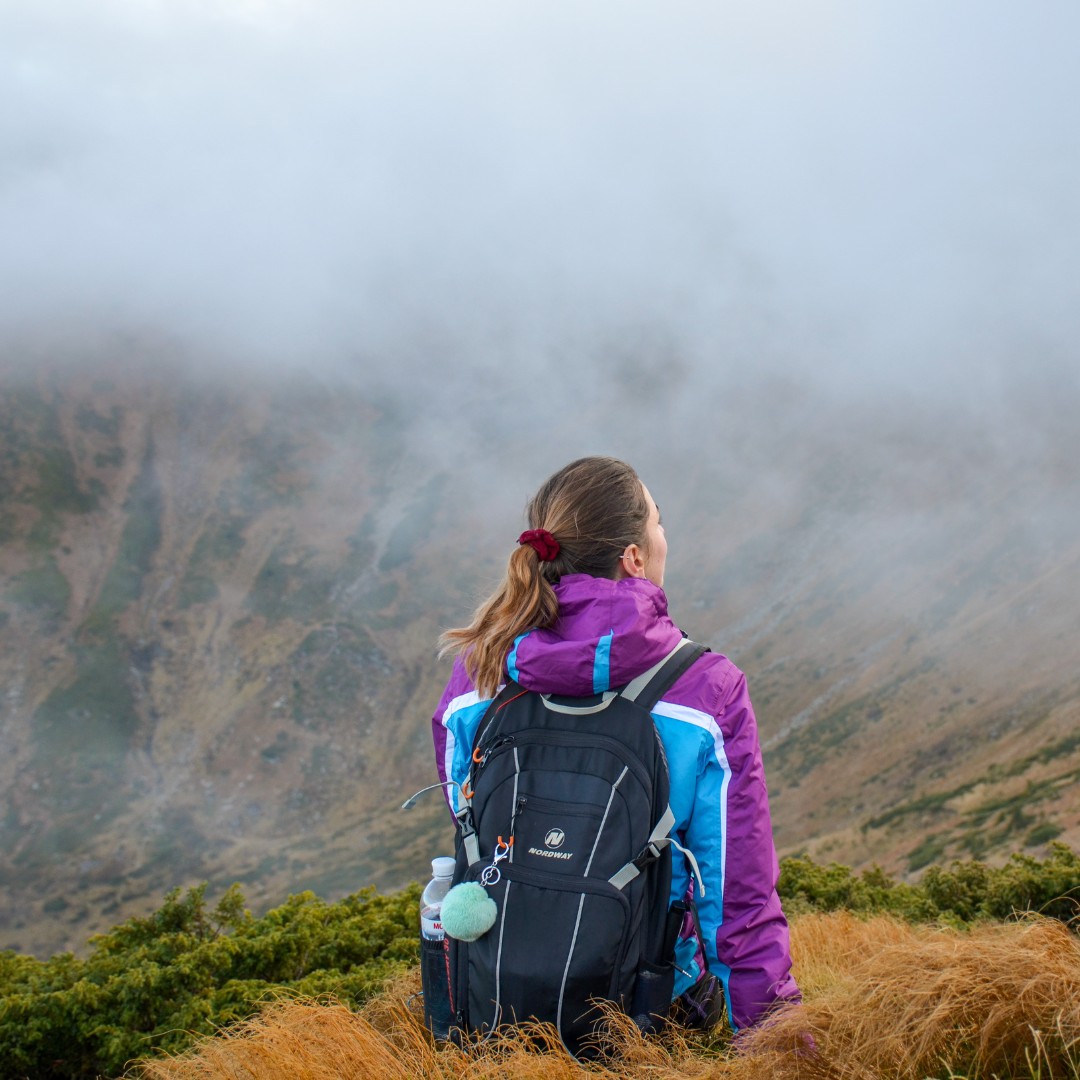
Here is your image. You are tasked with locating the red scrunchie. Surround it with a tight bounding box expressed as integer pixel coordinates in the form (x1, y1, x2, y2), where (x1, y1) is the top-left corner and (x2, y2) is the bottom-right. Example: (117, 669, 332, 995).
(518, 528, 560, 562)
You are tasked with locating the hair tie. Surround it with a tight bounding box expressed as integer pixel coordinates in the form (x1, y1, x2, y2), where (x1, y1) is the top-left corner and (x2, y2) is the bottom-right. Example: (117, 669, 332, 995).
(518, 528, 560, 562)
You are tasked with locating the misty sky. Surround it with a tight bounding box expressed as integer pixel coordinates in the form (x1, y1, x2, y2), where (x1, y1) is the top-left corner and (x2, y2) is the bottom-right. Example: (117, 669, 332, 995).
(3, 1, 1078, 425)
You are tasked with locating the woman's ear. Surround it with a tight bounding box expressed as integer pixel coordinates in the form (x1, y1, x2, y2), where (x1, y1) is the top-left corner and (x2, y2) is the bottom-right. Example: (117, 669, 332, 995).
(618, 544, 647, 579)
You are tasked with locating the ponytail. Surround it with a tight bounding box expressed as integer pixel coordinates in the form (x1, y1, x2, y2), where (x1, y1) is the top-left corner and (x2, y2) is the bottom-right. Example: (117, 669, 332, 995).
(439, 544, 558, 697)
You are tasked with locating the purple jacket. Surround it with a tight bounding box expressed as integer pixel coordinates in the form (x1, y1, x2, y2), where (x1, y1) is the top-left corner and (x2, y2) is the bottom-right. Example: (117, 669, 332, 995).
(431, 574, 800, 1031)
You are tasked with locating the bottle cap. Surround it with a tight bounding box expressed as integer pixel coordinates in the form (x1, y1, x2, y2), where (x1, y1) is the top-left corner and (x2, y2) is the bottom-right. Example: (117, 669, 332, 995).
(432, 856, 456, 879)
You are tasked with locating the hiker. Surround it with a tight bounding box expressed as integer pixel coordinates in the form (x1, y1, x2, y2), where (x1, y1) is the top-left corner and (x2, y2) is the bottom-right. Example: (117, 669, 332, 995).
(431, 455, 800, 1037)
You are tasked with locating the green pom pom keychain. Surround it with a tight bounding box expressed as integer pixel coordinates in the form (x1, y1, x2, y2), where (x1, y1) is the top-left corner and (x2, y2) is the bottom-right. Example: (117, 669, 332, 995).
(440, 837, 511, 942)
(440, 882, 498, 941)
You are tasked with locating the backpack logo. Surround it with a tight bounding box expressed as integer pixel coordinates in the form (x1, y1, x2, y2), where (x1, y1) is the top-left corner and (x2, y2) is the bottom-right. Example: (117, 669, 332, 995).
(529, 827, 574, 860)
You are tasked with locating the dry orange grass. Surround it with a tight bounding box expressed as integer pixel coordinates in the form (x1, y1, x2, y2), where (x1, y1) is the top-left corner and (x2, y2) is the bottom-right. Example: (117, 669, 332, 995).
(744, 912, 1080, 1080)
(134, 913, 1080, 1080)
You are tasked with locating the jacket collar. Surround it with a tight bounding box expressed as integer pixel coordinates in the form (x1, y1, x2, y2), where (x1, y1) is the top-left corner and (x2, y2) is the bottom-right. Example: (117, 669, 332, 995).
(508, 574, 683, 695)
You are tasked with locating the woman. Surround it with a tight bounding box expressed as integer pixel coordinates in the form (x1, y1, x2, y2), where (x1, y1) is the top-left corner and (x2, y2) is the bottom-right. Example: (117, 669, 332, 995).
(431, 456, 799, 1033)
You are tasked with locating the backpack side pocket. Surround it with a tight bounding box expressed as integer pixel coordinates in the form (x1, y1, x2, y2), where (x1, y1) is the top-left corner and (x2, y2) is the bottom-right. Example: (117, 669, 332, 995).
(421, 933, 454, 1041)
(629, 957, 675, 1033)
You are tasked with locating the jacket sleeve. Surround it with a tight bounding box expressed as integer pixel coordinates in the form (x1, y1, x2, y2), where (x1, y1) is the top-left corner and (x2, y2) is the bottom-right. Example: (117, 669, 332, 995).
(431, 656, 493, 815)
(685, 670, 800, 1031)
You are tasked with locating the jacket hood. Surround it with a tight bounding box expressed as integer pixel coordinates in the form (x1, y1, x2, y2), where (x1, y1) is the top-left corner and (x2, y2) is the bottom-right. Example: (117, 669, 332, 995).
(507, 574, 684, 696)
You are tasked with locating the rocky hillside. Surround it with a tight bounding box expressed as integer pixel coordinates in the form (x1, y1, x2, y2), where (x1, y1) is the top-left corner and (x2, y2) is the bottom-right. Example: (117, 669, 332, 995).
(1, 353, 1077, 956)
(677, 423, 1080, 875)
(0, 358, 476, 955)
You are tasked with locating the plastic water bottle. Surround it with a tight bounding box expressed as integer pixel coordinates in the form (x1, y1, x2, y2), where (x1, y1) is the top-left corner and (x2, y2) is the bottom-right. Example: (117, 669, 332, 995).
(420, 856, 455, 940)
(420, 856, 455, 1039)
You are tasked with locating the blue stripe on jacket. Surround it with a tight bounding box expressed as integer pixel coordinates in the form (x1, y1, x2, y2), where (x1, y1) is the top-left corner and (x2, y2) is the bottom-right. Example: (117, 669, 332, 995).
(593, 630, 614, 693)
(507, 632, 530, 682)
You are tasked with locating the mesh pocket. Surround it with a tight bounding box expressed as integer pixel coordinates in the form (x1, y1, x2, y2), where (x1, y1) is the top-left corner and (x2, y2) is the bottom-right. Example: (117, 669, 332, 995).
(420, 934, 453, 1040)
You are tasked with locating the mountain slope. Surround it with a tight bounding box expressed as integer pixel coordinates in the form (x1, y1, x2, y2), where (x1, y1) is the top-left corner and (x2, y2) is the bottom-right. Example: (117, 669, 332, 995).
(0, 360, 464, 954)
(1, 355, 1077, 956)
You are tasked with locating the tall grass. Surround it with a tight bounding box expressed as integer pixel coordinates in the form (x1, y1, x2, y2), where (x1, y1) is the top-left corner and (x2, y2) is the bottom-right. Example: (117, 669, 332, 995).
(747, 913, 1080, 1079)
(135, 912, 1080, 1080)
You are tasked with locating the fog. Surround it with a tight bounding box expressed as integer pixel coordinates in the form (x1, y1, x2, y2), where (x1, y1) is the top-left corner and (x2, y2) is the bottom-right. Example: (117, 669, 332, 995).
(3, 1, 1078, 512)
(3, 8, 1075, 331)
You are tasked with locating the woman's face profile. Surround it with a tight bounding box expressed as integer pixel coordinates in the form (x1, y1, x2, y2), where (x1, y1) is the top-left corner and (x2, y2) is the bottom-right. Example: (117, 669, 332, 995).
(640, 484, 668, 588)
(618, 483, 668, 588)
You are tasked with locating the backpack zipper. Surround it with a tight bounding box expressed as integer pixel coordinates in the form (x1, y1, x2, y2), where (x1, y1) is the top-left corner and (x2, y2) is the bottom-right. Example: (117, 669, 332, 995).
(496, 728, 653, 794)
(475, 734, 515, 769)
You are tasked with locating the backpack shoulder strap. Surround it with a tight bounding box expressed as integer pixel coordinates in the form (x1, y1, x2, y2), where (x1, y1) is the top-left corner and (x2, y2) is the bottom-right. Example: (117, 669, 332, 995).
(620, 638, 709, 710)
(453, 679, 528, 868)
(470, 678, 527, 754)
(607, 638, 710, 895)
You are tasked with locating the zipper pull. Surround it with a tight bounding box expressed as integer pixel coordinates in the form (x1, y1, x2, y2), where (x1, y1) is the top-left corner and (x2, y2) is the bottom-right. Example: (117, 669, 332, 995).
(472, 734, 514, 771)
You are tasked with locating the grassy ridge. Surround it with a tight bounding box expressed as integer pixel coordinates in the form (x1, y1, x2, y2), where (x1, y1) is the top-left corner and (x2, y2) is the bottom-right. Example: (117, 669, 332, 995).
(137, 914, 1080, 1080)
(0, 847, 1077, 1078)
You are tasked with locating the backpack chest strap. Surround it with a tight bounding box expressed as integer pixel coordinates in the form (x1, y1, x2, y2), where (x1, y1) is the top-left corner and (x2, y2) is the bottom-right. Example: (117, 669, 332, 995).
(608, 804, 676, 890)
(456, 803, 482, 867)
(608, 804, 706, 897)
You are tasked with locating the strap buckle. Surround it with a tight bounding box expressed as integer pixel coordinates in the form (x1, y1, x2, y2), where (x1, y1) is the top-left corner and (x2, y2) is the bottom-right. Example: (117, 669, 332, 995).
(456, 804, 482, 866)
(632, 839, 665, 871)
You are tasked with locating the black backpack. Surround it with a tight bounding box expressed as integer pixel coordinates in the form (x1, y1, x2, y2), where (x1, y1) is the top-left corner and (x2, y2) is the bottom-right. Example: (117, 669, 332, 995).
(446, 638, 708, 1057)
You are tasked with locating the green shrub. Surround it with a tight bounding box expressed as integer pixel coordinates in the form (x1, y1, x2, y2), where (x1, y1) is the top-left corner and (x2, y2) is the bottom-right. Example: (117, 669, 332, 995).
(0, 882, 420, 1079)
(778, 856, 936, 920)
(779, 843, 1080, 927)
(2, 846, 1076, 1079)
(922, 842, 1080, 924)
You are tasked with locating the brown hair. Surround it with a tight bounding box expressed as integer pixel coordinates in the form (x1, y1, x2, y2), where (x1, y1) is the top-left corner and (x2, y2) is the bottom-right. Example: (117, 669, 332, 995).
(439, 456, 650, 696)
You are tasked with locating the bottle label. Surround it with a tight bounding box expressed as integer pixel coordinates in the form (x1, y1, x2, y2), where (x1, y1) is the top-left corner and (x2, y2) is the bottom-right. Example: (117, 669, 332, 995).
(421, 910, 443, 940)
